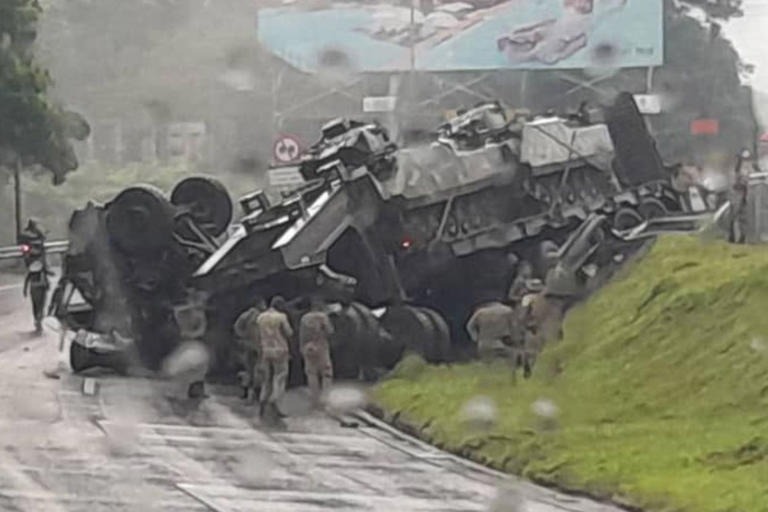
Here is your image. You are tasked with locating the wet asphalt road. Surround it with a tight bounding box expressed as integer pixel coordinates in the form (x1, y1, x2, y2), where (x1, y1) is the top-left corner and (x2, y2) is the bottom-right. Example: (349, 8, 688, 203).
(0, 280, 625, 512)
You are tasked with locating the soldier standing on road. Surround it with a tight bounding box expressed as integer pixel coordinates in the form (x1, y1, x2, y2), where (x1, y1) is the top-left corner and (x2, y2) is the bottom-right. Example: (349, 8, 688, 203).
(23, 259, 51, 335)
(729, 149, 751, 244)
(299, 297, 335, 407)
(466, 299, 524, 376)
(234, 298, 267, 402)
(256, 296, 294, 421)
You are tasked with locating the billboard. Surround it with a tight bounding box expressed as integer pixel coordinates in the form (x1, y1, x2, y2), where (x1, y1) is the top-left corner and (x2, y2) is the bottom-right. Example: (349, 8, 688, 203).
(257, 0, 663, 73)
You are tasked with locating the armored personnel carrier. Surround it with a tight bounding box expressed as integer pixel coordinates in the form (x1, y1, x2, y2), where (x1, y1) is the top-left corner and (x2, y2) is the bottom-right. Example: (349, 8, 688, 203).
(54, 92, 685, 380)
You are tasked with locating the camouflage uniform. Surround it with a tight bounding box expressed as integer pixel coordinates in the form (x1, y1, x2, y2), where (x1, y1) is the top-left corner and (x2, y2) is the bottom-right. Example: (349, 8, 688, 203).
(507, 276, 529, 307)
(255, 307, 293, 412)
(520, 292, 566, 371)
(234, 306, 262, 401)
(466, 302, 523, 373)
(730, 172, 748, 244)
(299, 309, 335, 405)
(507, 261, 533, 307)
(23, 267, 49, 334)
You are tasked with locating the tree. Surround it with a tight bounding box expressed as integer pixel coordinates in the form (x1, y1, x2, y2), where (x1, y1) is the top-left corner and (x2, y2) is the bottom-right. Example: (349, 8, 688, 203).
(0, 0, 87, 184)
(678, 0, 744, 21)
(616, 0, 754, 166)
(39, 0, 208, 111)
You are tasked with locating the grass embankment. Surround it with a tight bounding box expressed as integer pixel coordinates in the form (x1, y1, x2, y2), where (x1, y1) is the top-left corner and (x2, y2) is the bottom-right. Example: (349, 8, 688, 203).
(374, 236, 768, 512)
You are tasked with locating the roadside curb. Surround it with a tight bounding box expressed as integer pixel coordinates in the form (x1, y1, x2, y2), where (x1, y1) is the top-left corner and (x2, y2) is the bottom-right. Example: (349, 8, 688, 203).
(353, 407, 510, 480)
(359, 403, 643, 512)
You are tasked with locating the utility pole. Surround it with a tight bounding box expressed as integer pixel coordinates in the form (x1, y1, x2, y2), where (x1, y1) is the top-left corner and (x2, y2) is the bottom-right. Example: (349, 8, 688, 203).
(410, 0, 416, 74)
(13, 158, 22, 243)
(399, 0, 417, 145)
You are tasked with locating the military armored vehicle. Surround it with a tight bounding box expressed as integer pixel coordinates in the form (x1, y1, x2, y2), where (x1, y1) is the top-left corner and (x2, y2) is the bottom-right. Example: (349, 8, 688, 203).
(54, 92, 686, 380)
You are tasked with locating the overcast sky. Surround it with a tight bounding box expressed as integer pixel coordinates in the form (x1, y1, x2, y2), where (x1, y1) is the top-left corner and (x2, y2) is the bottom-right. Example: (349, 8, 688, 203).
(723, 0, 768, 92)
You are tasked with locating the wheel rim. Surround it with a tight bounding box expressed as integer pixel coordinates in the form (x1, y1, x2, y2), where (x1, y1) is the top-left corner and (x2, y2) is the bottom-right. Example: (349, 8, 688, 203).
(106, 185, 174, 254)
(171, 177, 233, 238)
(613, 208, 643, 230)
(638, 198, 668, 220)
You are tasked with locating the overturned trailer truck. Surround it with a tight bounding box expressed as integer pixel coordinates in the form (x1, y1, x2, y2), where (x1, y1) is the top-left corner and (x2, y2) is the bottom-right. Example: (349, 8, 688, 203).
(54, 92, 686, 381)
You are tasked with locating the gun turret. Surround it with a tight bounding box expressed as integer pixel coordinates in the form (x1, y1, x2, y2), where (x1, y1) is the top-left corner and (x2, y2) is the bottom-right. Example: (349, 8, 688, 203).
(299, 118, 397, 181)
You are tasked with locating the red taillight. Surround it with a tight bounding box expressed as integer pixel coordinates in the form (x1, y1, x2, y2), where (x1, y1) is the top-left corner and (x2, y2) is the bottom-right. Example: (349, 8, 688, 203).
(691, 119, 719, 136)
(20, 244, 31, 254)
(400, 237, 413, 249)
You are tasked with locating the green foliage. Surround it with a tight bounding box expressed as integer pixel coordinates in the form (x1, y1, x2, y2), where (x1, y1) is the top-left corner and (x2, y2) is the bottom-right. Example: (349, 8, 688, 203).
(678, 0, 743, 20)
(37, 0, 249, 116)
(375, 236, 768, 512)
(0, 0, 85, 182)
(600, 0, 755, 166)
(648, 4, 755, 165)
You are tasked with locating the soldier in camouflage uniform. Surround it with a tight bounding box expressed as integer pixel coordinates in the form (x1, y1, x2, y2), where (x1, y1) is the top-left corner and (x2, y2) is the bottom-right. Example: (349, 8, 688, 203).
(466, 300, 524, 376)
(255, 296, 294, 420)
(513, 279, 545, 378)
(299, 297, 335, 407)
(507, 261, 533, 308)
(728, 162, 749, 244)
(234, 298, 267, 402)
(729, 151, 750, 244)
(519, 287, 569, 376)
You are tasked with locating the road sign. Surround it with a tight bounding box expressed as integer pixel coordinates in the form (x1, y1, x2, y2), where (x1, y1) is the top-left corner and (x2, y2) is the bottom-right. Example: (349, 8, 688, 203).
(633, 94, 661, 115)
(273, 134, 302, 163)
(363, 96, 397, 113)
(268, 166, 305, 189)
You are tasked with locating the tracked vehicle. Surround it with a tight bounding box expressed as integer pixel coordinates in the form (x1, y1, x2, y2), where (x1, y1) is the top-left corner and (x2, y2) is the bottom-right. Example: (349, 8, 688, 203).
(55, 92, 686, 380)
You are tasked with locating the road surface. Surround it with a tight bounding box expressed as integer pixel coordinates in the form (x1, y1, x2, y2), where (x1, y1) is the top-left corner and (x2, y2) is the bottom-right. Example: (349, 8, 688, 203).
(0, 278, 624, 512)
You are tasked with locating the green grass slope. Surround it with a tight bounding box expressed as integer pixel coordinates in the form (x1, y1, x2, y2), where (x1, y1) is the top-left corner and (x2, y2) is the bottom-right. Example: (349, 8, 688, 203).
(374, 236, 768, 512)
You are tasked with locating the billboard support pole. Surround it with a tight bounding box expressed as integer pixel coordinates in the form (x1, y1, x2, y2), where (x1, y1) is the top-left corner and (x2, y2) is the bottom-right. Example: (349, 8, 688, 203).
(646, 67, 655, 93)
(409, 0, 416, 73)
(556, 71, 614, 101)
(387, 74, 401, 142)
(520, 71, 529, 108)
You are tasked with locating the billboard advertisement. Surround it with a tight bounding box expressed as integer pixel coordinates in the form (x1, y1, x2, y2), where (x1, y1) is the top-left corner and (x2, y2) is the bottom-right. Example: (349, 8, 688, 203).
(257, 0, 663, 73)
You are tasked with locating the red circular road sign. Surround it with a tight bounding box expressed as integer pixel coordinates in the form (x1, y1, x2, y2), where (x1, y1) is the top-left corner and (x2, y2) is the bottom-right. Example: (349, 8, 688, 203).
(273, 134, 302, 163)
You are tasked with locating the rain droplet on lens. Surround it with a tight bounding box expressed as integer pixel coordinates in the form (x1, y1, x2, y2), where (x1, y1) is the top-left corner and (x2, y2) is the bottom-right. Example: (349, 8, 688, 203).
(460, 395, 498, 430)
(232, 449, 276, 487)
(324, 384, 368, 415)
(488, 485, 525, 512)
(318, 47, 351, 69)
(531, 398, 559, 419)
(102, 421, 140, 457)
(589, 40, 621, 69)
(162, 341, 209, 379)
(12, 390, 61, 423)
(750, 337, 767, 354)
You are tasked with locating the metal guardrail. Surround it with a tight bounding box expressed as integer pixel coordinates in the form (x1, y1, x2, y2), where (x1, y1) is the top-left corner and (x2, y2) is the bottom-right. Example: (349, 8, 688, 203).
(0, 240, 69, 261)
(613, 212, 714, 241)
